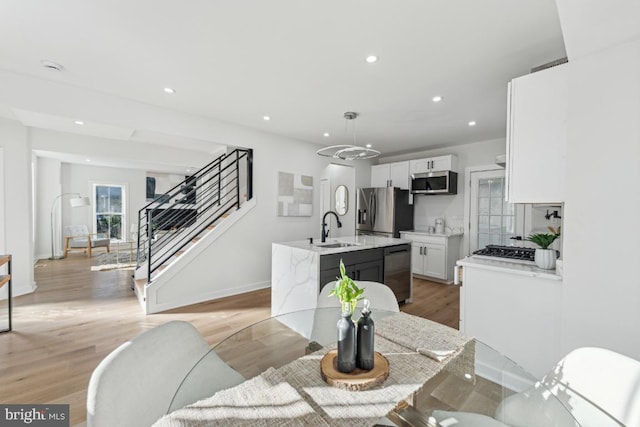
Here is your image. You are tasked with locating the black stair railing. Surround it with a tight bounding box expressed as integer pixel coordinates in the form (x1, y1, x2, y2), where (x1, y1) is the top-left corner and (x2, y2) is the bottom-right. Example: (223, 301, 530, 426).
(136, 148, 253, 281)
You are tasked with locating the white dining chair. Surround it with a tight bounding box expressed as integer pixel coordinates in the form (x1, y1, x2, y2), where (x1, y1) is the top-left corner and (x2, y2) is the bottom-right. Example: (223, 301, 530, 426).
(432, 346, 640, 427)
(317, 280, 400, 313)
(311, 281, 399, 346)
(87, 321, 244, 427)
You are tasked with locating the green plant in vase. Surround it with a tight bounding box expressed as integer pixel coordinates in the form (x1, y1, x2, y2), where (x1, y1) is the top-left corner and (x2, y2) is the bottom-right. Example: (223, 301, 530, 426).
(328, 259, 365, 315)
(524, 226, 561, 249)
(525, 226, 561, 269)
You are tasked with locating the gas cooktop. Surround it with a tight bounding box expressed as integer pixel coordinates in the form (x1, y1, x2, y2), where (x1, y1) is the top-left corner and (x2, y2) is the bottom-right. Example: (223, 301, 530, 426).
(472, 245, 537, 264)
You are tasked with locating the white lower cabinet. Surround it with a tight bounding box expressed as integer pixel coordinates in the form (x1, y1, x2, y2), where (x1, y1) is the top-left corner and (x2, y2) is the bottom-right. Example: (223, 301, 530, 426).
(401, 232, 461, 282)
(458, 261, 561, 378)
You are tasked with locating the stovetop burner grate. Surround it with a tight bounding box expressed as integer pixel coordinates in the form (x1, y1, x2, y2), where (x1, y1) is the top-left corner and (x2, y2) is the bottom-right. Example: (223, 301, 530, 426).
(472, 245, 536, 262)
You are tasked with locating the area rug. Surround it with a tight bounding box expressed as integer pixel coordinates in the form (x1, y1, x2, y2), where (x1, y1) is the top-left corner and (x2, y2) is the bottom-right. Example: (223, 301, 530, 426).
(91, 252, 137, 272)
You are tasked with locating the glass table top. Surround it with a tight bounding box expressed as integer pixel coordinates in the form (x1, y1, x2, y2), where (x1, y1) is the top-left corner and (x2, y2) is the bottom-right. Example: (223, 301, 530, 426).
(166, 308, 623, 427)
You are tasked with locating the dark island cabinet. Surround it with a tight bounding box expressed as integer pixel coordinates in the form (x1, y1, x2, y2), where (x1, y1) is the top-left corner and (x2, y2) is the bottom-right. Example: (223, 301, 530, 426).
(319, 248, 384, 291)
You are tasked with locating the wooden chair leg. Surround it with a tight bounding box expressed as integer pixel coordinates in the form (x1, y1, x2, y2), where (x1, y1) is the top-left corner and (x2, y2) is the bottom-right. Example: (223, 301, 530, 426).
(64, 237, 70, 258)
(88, 245, 92, 257)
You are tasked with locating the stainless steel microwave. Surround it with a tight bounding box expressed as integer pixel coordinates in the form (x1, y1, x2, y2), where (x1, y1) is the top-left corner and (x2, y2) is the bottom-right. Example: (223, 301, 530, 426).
(411, 170, 458, 195)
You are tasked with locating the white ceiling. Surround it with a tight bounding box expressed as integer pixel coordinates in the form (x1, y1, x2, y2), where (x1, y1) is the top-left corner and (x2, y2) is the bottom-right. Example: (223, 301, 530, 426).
(0, 0, 566, 157)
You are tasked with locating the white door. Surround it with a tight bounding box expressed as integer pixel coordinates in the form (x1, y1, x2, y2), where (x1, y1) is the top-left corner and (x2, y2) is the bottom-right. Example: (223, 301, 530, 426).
(371, 164, 390, 187)
(411, 241, 423, 275)
(320, 179, 330, 216)
(409, 159, 431, 175)
(424, 244, 446, 279)
(430, 155, 453, 172)
(389, 161, 409, 189)
(468, 169, 524, 253)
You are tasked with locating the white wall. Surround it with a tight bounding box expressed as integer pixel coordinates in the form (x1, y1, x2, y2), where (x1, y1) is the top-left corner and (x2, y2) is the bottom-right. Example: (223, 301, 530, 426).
(378, 138, 506, 231)
(0, 102, 370, 304)
(60, 163, 146, 244)
(30, 128, 217, 260)
(0, 118, 35, 296)
(151, 137, 371, 309)
(321, 163, 356, 238)
(560, 38, 640, 359)
(34, 157, 62, 259)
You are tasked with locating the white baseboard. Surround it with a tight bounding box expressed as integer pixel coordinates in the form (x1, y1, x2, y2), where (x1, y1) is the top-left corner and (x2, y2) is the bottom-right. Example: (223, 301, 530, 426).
(146, 280, 271, 314)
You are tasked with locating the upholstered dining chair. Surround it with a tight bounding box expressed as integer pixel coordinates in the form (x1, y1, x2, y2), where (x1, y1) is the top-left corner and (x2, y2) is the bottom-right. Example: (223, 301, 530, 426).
(86, 320, 245, 427)
(317, 280, 401, 313)
(432, 346, 640, 427)
(309, 281, 400, 350)
(63, 225, 110, 257)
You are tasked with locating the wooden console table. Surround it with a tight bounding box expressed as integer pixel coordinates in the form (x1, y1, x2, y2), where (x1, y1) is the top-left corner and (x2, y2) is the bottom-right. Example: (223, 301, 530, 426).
(0, 254, 12, 333)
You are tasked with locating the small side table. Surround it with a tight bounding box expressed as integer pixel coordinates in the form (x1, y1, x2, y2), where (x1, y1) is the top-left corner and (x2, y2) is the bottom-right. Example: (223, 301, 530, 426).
(0, 254, 12, 333)
(114, 241, 135, 263)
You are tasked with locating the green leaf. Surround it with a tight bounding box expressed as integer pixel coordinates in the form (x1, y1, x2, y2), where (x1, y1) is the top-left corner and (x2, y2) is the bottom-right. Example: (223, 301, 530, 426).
(328, 259, 367, 315)
(524, 232, 560, 249)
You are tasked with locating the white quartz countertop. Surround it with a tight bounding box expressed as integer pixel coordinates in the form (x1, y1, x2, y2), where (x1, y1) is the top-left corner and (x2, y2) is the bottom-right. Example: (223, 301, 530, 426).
(273, 235, 411, 255)
(457, 256, 562, 281)
(400, 230, 464, 238)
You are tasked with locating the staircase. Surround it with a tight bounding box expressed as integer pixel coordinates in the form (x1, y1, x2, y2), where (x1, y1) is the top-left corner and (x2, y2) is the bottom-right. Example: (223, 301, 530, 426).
(133, 148, 253, 313)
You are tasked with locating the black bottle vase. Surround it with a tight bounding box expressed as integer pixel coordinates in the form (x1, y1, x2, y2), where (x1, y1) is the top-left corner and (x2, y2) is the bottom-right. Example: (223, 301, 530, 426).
(336, 310, 356, 373)
(357, 300, 375, 370)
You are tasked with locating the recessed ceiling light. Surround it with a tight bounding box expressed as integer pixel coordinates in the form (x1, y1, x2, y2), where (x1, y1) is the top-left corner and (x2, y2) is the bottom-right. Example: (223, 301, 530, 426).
(263, 116, 271, 121)
(186, 168, 191, 173)
(85, 158, 91, 162)
(365, 55, 378, 63)
(41, 60, 64, 71)
(468, 121, 477, 126)
(163, 87, 175, 94)
(74, 120, 85, 125)
(323, 132, 330, 137)
(432, 95, 443, 103)
(366, 144, 372, 148)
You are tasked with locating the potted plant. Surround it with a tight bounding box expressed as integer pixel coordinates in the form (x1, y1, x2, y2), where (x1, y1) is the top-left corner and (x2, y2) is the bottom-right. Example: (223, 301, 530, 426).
(328, 260, 365, 373)
(525, 226, 561, 269)
(328, 259, 365, 315)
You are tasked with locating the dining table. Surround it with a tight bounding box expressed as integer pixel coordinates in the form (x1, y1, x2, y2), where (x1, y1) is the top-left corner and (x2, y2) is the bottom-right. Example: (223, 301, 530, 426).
(153, 308, 619, 427)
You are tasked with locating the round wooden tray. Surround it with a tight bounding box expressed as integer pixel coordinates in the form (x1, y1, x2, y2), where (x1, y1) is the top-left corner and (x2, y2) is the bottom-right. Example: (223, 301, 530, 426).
(320, 350, 389, 391)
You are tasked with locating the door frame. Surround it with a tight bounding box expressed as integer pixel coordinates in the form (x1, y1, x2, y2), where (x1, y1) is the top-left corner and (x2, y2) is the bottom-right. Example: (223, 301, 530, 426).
(462, 165, 503, 256)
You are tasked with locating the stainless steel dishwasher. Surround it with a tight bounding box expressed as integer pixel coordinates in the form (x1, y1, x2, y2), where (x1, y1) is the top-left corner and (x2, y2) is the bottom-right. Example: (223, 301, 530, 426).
(384, 245, 412, 303)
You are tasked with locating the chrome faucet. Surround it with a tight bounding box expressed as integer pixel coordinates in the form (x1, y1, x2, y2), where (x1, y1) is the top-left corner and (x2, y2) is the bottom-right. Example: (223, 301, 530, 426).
(321, 211, 342, 242)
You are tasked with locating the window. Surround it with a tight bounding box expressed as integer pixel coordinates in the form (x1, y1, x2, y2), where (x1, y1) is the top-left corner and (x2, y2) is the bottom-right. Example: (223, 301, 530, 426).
(477, 177, 515, 248)
(468, 169, 524, 253)
(93, 184, 126, 241)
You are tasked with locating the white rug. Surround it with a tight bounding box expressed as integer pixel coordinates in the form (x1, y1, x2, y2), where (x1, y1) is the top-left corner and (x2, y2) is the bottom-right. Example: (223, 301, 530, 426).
(91, 252, 137, 271)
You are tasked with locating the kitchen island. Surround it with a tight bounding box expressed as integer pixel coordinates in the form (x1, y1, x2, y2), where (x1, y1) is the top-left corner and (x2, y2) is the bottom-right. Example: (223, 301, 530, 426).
(271, 235, 411, 316)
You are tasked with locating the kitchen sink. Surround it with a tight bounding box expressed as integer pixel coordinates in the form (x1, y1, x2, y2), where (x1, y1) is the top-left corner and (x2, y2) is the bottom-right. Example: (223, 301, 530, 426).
(314, 242, 359, 248)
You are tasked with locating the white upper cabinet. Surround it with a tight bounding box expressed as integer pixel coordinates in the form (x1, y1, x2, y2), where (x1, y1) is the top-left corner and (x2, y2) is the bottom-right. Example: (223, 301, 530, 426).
(506, 64, 568, 203)
(371, 161, 409, 189)
(409, 155, 457, 175)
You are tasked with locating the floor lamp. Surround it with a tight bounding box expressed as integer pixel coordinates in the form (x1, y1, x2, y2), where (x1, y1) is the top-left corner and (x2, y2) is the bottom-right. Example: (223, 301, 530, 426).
(50, 193, 91, 260)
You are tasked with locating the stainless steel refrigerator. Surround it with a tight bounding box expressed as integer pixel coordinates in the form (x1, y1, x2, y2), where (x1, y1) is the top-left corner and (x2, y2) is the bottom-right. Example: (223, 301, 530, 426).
(356, 187, 414, 238)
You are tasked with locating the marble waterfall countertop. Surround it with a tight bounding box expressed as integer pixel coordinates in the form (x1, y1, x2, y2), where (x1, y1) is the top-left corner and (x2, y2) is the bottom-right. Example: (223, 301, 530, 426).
(274, 235, 411, 254)
(271, 235, 410, 317)
(457, 256, 562, 281)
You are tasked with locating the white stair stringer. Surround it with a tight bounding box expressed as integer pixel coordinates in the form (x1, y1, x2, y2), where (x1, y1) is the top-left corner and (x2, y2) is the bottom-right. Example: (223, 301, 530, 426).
(135, 198, 259, 314)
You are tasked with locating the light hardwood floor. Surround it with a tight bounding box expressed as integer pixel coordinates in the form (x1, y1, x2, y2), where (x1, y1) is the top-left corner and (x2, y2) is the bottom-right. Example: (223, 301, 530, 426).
(0, 256, 458, 426)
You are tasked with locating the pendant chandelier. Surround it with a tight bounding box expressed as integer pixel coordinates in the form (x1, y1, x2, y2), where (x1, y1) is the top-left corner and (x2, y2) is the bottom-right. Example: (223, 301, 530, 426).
(316, 112, 381, 160)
